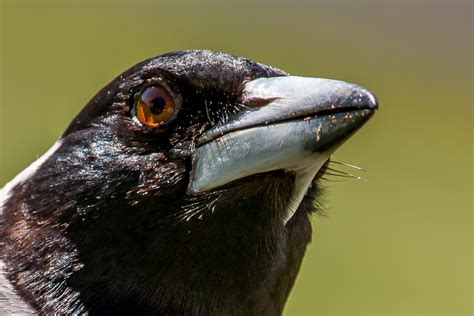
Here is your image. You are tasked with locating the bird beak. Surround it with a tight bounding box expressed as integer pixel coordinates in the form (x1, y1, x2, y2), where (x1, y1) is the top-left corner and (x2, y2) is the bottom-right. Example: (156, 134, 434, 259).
(188, 76, 378, 196)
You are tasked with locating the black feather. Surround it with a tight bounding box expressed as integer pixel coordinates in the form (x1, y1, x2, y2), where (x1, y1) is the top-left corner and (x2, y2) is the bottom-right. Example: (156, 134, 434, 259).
(0, 50, 321, 315)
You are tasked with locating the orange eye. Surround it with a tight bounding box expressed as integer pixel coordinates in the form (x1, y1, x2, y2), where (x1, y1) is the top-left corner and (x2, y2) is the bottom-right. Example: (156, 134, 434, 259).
(135, 85, 177, 128)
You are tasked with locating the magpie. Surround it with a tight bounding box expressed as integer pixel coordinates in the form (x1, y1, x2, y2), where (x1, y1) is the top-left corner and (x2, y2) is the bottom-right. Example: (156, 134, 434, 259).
(0, 50, 377, 315)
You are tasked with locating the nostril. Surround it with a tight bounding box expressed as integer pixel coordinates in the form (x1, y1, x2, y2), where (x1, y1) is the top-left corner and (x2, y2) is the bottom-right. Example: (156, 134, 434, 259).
(244, 97, 280, 108)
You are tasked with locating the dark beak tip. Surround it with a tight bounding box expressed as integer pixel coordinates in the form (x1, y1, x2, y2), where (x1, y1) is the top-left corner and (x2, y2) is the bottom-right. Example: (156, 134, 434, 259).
(368, 92, 379, 110)
(352, 89, 379, 112)
(346, 86, 378, 111)
(363, 88, 379, 110)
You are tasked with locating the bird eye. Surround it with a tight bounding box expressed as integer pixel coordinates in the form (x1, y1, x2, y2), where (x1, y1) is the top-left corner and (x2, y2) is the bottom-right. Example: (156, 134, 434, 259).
(135, 85, 177, 128)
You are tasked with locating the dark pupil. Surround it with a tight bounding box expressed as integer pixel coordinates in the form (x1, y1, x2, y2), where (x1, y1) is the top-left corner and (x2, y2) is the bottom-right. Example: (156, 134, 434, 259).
(150, 97, 166, 114)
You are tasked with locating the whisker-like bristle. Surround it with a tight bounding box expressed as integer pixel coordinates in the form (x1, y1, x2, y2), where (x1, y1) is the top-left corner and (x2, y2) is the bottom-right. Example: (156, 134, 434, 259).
(204, 99, 213, 125)
(323, 172, 367, 182)
(329, 160, 366, 171)
(325, 167, 365, 179)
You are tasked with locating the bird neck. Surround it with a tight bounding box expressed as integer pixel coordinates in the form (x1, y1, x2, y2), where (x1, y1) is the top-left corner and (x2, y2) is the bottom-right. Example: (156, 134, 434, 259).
(1, 172, 315, 314)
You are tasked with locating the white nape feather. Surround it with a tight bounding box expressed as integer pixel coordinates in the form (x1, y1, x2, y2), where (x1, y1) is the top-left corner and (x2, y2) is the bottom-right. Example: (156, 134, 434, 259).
(0, 140, 63, 215)
(0, 260, 36, 315)
(0, 142, 60, 314)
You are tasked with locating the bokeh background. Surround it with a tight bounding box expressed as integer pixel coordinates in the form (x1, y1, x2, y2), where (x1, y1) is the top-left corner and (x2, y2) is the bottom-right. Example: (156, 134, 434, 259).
(0, 1, 472, 315)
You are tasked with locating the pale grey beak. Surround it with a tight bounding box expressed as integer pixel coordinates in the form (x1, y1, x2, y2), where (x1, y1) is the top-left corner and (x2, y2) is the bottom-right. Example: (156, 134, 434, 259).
(188, 76, 378, 197)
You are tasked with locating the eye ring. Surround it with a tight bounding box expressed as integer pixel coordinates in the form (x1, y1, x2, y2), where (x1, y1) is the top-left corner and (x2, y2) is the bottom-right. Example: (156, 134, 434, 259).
(133, 82, 180, 129)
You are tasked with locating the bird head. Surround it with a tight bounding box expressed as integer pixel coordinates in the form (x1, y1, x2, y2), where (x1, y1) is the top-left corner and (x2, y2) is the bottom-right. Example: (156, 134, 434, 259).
(0, 50, 377, 314)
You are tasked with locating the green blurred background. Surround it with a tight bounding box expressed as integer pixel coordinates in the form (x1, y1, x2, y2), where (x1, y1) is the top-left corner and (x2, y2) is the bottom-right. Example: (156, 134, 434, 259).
(0, 1, 472, 315)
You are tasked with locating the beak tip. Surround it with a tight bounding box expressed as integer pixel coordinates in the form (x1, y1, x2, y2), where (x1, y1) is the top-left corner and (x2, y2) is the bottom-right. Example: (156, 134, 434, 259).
(350, 87, 378, 111)
(367, 91, 379, 110)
